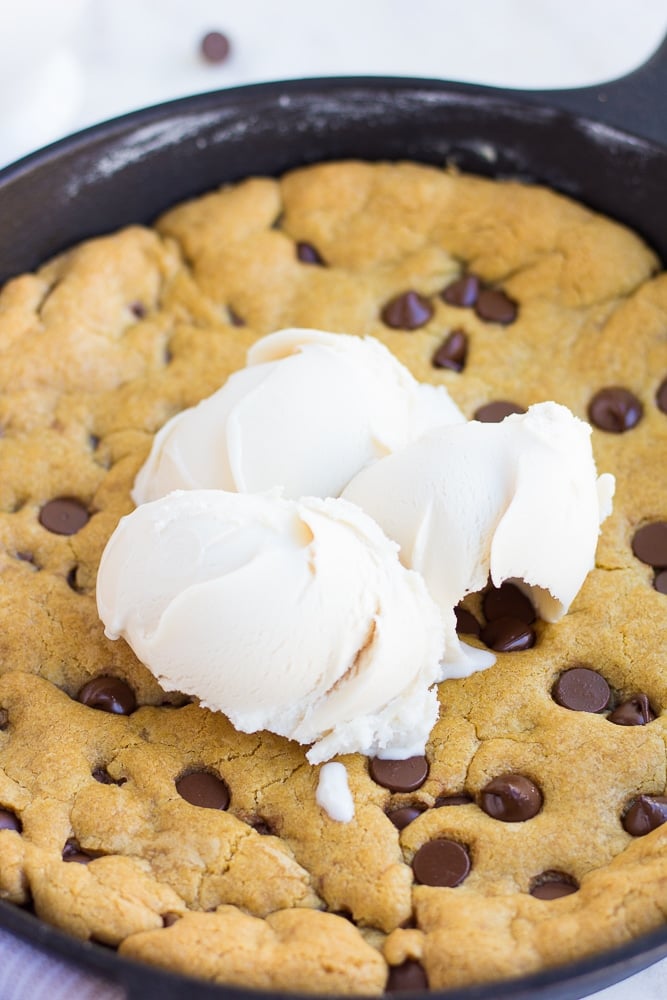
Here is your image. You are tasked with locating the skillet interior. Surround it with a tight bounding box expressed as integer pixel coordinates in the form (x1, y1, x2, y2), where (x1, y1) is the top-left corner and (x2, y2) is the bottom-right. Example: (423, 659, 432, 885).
(0, 75, 665, 999)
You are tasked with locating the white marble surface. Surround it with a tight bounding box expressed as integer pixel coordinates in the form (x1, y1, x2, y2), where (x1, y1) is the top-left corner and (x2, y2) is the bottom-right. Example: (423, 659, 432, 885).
(1, 1, 667, 997)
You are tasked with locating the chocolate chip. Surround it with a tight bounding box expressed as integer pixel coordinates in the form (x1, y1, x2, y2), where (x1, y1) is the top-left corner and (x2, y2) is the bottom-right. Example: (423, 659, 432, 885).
(608, 694, 655, 726)
(228, 307, 245, 327)
(381, 291, 433, 330)
(92, 767, 127, 787)
(454, 606, 481, 637)
(176, 771, 230, 810)
(552, 667, 611, 713)
(412, 838, 471, 887)
(77, 677, 136, 715)
(62, 838, 93, 864)
(432, 329, 468, 372)
(475, 289, 518, 324)
(588, 387, 643, 433)
(480, 617, 536, 652)
(632, 522, 667, 568)
(434, 793, 473, 807)
(67, 566, 83, 593)
(441, 274, 480, 308)
(655, 570, 667, 594)
(200, 30, 231, 63)
(369, 756, 429, 792)
(483, 582, 535, 625)
(386, 959, 429, 992)
(0, 809, 21, 833)
(162, 913, 181, 928)
(480, 773, 543, 822)
(474, 400, 526, 423)
(530, 872, 578, 899)
(657, 377, 667, 414)
(296, 242, 325, 265)
(622, 795, 667, 836)
(39, 497, 89, 536)
(387, 806, 426, 830)
(129, 301, 146, 319)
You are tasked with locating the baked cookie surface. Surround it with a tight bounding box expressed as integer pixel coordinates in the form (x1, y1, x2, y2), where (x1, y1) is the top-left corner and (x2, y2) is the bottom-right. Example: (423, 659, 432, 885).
(0, 161, 665, 994)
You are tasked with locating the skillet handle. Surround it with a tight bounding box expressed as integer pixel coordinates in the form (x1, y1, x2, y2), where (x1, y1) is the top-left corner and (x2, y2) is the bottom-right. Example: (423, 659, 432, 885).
(518, 32, 667, 147)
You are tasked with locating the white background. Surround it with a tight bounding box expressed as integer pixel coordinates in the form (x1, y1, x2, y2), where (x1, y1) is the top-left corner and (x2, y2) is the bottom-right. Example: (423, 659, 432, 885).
(0, 1, 666, 998)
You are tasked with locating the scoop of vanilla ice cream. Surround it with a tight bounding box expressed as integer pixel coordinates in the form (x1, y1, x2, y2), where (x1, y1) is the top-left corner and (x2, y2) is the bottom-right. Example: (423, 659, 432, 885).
(132, 329, 464, 504)
(343, 402, 615, 624)
(97, 490, 445, 763)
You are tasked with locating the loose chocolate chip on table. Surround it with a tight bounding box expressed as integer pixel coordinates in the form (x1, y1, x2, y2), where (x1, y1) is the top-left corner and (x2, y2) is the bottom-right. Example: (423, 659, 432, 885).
(622, 795, 667, 836)
(480, 773, 543, 822)
(296, 241, 325, 265)
(655, 570, 667, 594)
(454, 606, 481, 637)
(381, 291, 433, 331)
(62, 838, 93, 864)
(432, 329, 468, 371)
(386, 959, 429, 992)
(608, 694, 655, 726)
(200, 30, 231, 63)
(39, 497, 90, 536)
(387, 806, 426, 830)
(176, 771, 230, 810)
(530, 872, 579, 900)
(0, 809, 21, 832)
(78, 677, 137, 715)
(588, 387, 643, 433)
(657, 377, 667, 414)
(552, 667, 610, 713)
(632, 522, 667, 568)
(434, 793, 473, 807)
(412, 838, 471, 887)
(480, 617, 535, 653)
(474, 400, 526, 423)
(475, 288, 518, 324)
(369, 756, 429, 792)
(483, 582, 535, 625)
(441, 273, 480, 308)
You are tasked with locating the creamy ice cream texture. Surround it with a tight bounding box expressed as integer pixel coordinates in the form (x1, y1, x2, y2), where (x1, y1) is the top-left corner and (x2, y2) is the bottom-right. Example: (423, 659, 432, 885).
(97, 490, 445, 764)
(132, 328, 464, 504)
(343, 402, 615, 623)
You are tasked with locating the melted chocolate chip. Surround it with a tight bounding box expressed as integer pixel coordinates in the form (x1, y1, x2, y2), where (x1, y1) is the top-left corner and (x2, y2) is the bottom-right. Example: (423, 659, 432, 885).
(386, 959, 429, 992)
(200, 30, 231, 63)
(655, 570, 667, 594)
(588, 387, 643, 433)
(454, 606, 481, 637)
(657, 377, 667, 414)
(0, 809, 21, 832)
(474, 400, 526, 423)
(369, 756, 429, 793)
(480, 617, 535, 652)
(480, 774, 543, 822)
(162, 913, 181, 927)
(381, 291, 433, 330)
(552, 667, 610, 713)
(77, 677, 136, 715)
(62, 838, 93, 864)
(441, 274, 480, 308)
(176, 771, 230, 810)
(632, 522, 667, 568)
(530, 872, 579, 899)
(483, 582, 535, 625)
(475, 289, 518, 324)
(412, 839, 471, 887)
(39, 497, 90, 536)
(432, 329, 468, 372)
(92, 767, 126, 787)
(434, 793, 473, 807)
(387, 806, 426, 830)
(608, 694, 655, 727)
(622, 795, 667, 836)
(296, 241, 325, 265)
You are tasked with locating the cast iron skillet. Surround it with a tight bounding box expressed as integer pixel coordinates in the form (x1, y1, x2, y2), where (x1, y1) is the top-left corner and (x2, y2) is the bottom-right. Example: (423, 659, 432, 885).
(0, 33, 666, 1000)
